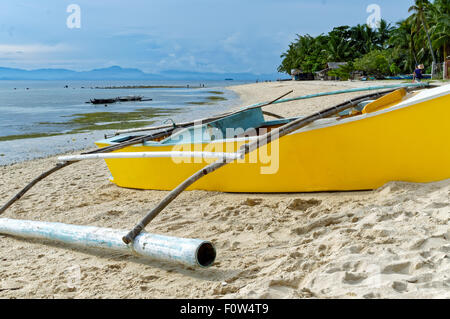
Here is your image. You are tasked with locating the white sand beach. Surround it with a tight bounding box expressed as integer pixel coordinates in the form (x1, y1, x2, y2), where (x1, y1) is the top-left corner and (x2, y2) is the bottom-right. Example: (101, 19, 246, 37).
(0, 81, 449, 299)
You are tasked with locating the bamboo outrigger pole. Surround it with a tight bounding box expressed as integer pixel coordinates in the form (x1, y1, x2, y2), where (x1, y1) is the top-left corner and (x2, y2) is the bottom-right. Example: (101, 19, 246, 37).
(121, 88, 401, 244)
(58, 151, 242, 162)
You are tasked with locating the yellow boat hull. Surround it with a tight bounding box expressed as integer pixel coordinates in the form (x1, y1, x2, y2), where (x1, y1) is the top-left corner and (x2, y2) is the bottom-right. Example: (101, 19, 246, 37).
(96, 91, 450, 192)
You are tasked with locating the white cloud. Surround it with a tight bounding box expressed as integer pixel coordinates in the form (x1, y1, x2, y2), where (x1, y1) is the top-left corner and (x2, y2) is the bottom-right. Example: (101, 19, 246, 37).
(220, 32, 251, 65)
(157, 53, 198, 70)
(0, 44, 71, 57)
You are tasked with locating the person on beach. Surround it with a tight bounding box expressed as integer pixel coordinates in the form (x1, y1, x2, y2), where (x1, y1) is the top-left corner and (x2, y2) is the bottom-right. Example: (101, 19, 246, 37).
(413, 64, 424, 83)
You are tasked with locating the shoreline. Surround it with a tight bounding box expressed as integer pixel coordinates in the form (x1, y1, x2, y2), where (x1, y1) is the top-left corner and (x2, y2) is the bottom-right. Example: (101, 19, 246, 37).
(0, 85, 240, 166)
(0, 80, 448, 299)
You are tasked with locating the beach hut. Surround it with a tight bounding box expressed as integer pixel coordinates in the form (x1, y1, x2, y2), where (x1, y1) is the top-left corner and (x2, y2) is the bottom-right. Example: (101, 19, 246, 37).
(290, 68, 301, 80)
(315, 62, 348, 80)
(291, 68, 314, 81)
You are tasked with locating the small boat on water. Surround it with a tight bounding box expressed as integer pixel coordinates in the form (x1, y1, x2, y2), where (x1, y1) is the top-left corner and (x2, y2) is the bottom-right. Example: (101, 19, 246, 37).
(88, 96, 151, 104)
(93, 84, 450, 192)
(89, 98, 118, 104)
(117, 95, 145, 102)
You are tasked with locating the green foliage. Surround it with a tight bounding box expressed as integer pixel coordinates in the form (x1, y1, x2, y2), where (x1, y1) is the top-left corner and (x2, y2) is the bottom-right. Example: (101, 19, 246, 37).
(278, 21, 393, 74)
(354, 50, 391, 77)
(278, 0, 450, 77)
(277, 35, 329, 74)
(390, 63, 402, 75)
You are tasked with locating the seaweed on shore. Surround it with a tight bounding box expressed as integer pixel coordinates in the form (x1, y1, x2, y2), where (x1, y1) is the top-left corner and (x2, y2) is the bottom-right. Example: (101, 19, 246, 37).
(186, 101, 215, 106)
(207, 91, 224, 95)
(206, 96, 226, 101)
(1, 107, 182, 142)
(61, 107, 181, 133)
(65, 107, 175, 124)
(186, 94, 227, 106)
(1, 90, 229, 142)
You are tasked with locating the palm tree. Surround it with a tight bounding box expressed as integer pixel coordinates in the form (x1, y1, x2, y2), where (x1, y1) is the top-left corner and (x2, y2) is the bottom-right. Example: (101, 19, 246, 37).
(350, 24, 382, 55)
(278, 43, 297, 74)
(408, 0, 437, 67)
(277, 1, 449, 76)
(428, 0, 450, 61)
(327, 35, 351, 61)
(350, 24, 367, 55)
(377, 19, 394, 49)
(389, 19, 418, 71)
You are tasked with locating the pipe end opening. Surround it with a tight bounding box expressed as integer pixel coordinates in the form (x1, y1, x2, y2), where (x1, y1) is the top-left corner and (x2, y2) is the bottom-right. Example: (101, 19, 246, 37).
(196, 242, 216, 267)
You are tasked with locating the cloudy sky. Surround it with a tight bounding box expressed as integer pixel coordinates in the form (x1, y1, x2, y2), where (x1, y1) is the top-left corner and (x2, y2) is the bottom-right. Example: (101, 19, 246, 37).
(0, 0, 414, 74)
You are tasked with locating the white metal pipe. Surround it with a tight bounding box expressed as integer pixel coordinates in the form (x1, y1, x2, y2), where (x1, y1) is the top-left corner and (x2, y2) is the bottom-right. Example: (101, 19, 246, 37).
(58, 151, 243, 162)
(0, 218, 216, 268)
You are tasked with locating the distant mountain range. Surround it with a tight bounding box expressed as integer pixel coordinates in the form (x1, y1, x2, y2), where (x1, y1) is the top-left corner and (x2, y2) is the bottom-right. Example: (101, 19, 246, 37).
(0, 66, 285, 81)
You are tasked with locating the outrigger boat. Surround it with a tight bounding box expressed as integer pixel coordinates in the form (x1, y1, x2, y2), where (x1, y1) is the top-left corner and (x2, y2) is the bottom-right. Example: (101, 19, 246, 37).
(1, 83, 448, 267)
(82, 83, 450, 193)
(88, 96, 152, 104)
(89, 98, 118, 105)
(117, 95, 146, 102)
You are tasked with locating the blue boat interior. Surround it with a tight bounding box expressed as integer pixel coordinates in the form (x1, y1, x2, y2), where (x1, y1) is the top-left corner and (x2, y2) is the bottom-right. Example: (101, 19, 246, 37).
(97, 107, 299, 146)
(337, 100, 374, 117)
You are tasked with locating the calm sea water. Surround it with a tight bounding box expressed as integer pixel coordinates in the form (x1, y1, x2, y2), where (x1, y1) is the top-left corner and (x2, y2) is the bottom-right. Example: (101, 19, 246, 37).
(0, 80, 249, 165)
